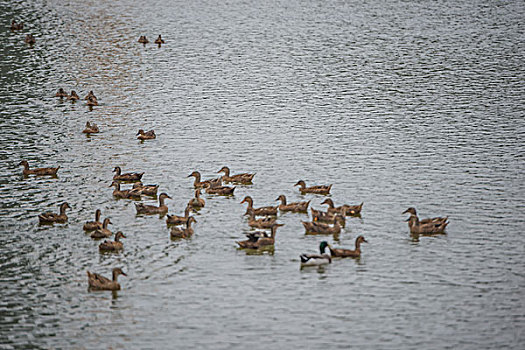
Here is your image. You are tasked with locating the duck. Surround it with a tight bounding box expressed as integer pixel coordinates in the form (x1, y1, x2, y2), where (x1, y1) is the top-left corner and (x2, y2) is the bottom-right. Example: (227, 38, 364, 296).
(135, 193, 171, 215)
(300, 241, 332, 267)
(55, 88, 68, 98)
(132, 182, 158, 196)
(90, 218, 112, 239)
(188, 189, 205, 209)
(203, 183, 235, 196)
(294, 180, 332, 195)
(246, 209, 277, 229)
(84, 91, 97, 100)
(240, 196, 278, 216)
(113, 166, 144, 182)
(99, 231, 126, 252)
(11, 20, 24, 30)
(154, 35, 165, 44)
(406, 215, 448, 235)
(276, 195, 310, 213)
(322, 198, 363, 216)
(38, 202, 70, 224)
(83, 209, 102, 231)
(170, 217, 196, 239)
(87, 267, 126, 291)
(302, 215, 344, 235)
(402, 207, 448, 225)
(138, 35, 149, 44)
(67, 90, 80, 101)
(136, 129, 156, 140)
(187, 171, 222, 189)
(19, 160, 59, 176)
(217, 166, 255, 184)
(329, 236, 368, 258)
(25, 34, 35, 45)
(86, 96, 98, 106)
(110, 181, 142, 200)
(310, 207, 346, 227)
(82, 121, 99, 134)
(166, 205, 194, 226)
(236, 223, 283, 249)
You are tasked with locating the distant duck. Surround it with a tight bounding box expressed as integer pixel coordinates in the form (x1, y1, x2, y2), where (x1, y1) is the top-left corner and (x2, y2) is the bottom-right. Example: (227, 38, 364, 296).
(300, 241, 332, 267)
(329, 236, 368, 258)
(19, 160, 59, 176)
(310, 207, 346, 227)
(203, 183, 235, 196)
(276, 195, 310, 213)
(55, 88, 68, 98)
(84, 91, 97, 100)
(166, 205, 194, 226)
(138, 35, 149, 44)
(246, 209, 277, 229)
(113, 166, 144, 182)
(87, 267, 126, 291)
(99, 231, 126, 252)
(83, 209, 102, 231)
(90, 218, 112, 239)
(135, 193, 171, 215)
(110, 181, 142, 200)
(322, 198, 363, 216)
(406, 215, 448, 235)
(25, 34, 35, 45)
(86, 96, 98, 106)
(38, 202, 70, 224)
(67, 90, 80, 101)
(154, 35, 165, 44)
(188, 189, 205, 209)
(170, 217, 196, 239)
(402, 208, 448, 225)
(132, 182, 158, 196)
(295, 180, 332, 195)
(236, 223, 283, 249)
(188, 171, 222, 189)
(11, 20, 24, 30)
(240, 196, 278, 216)
(82, 121, 99, 134)
(136, 129, 156, 140)
(217, 166, 255, 184)
(302, 216, 344, 235)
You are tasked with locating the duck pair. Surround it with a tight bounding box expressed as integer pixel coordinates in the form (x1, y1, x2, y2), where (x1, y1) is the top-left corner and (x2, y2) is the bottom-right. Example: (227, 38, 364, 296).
(83, 121, 99, 134)
(300, 236, 368, 266)
(137, 129, 156, 140)
(19, 160, 59, 176)
(170, 217, 197, 239)
(54, 88, 79, 100)
(302, 215, 345, 235)
(236, 223, 283, 249)
(403, 207, 448, 234)
(138, 35, 164, 44)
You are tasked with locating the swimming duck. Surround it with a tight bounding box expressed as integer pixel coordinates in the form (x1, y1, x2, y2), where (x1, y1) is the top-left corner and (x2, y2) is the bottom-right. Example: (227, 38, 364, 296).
(402, 207, 448, 225)
(99, 231, 126, 252)
(217, 166, 255, 184)
(11, 20, 23, 30)
(236, 223, 283, 249)
(110, 181, 142, 200)
(90, 218, 112, 239)
(276, 195, 310, 213)
(240, 196, 278, 216)
(136, 129, 156, 140)
(166, 205, 194, 226)
(329, 236, 368, 258)
(25, 34, 35, 45)
(295, 180, 332, 195)
(187, 171, 222, 189)
(188, 189, 205, 209)
(87, 267, 126, 291)
(55, 88, 68, 98)
(322, 198, 363, 216)
(300, 241, 332, 267)
(19, 160, 60, 176)
(83, 209, 102, 231)
(310, 207, 346, 227)
(113, 166, 144, 182)
(246, 209, 277, 229)
(302, 215, 344, 235)
(132, 182, 158, 196)
(135, 193, 171, 215)
(86, 96, 98, 106)
(38, 202, 70, 224)
(406, 215, 448, 235)
(138, 35, 149, 44)
(203, 183, 236, 196)
(154, 35, 165, 44)
(67, 90, 80, 101)
(84, 91, 97, 100)
(82, 121, 99, 134)
(170, 217, 196, 239)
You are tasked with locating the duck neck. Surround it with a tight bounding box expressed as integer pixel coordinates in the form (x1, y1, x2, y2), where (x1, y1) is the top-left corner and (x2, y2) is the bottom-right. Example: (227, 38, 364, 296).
(112, 270, 119, 282)
(114, 167, 121, 175)
(193, 173, 201, 184)
(245, 198, 253, 209)
(184, 206, 191, 218)
(60, 204, 67, 215)
(271, 226, 278, 239)
(186, 219, 193, 228)
(102, 219, 109, 229)
(113, 182, 121, 191)
(22, 162, 29, 171)
(325, 199, 334, 208)
(279, 196, 287, 205)
(222, 168, 230, 177)
(115, 234, 121, 242)
(355, 240, 362, 251)
(159, 197, 166, 207)
(95, 210, 101, 221)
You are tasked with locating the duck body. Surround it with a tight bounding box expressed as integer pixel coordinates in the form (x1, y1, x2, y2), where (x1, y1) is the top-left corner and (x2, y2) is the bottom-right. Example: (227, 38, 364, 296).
(83, 209, 102, 231)
(300, 241, 332, 266)
(11, 20, 24, 30)
(295, 180, 332, 195)
(310, 208, 346, 227)
(205, 184, 235, 196)
(55, 88, 68, 98)
(86, 96, 98, 106)
(25, 34, 35, 45)
(87, 268, 126, 291)
(403, 208, 448, 225)
(67, 90, 80, 101)
(302, 218, 342, 235)
(90, 218, 112, 239)
(188, 171, 222, 189)
(138, 35, 149, 44)
(322, 198, 363, 216)
(38, 202, 70, 224)
(218, 166, 255, 184)
(135, 193, 171, 215)
(113, 166, 144, 182)
(99, 232, 126, 252)
(19, 160, 59, 176)
(166, 205, 194, 225)
(85, 91, 97, 100)
(276, 195, 310, 213)
(188, 190, 205, 209)
(110, 181, 142, 199)
(246, 209, 277, 229)
(82, 121, 99, 134)
(329, 236, 367, 258)
(241, 196, 278, 216)
(137, 129, 156, 140)
(236, 224, 282, 249)
(132, 182, 158, 196)
(154, 35, 165, 44)
(170, 217, 196, 239)
(407, 215, 448, 235)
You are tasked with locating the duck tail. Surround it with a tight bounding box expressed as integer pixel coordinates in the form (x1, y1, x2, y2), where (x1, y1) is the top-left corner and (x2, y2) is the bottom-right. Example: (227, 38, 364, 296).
(300, 254, 309, 263)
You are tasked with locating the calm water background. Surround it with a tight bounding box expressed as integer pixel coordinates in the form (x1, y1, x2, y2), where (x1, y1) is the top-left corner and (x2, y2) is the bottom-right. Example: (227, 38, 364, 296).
(1, 0, 524, 348)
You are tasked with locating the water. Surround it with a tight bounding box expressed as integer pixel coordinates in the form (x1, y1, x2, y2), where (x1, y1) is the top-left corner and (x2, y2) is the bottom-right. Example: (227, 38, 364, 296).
(1, 0, 524, 348)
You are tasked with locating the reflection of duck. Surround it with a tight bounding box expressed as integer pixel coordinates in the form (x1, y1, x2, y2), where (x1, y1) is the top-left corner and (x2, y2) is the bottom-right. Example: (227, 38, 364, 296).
(322, 198, 363, 216)
(276, 195, 310, 213)
(166, 205, 194, 225)
(188, 189, 205, 209)
(38, 202, 70, 224)
(241, 196, 277, 216)
(188, 171, 222, 189)
(19, 160, 59, 176)
(406, 215, 448, 235)
(154, 35, 165, 44)
(82, 121, 99, 134)
(113, 166, 144, 182)
(110, 181, 141, 199)
(246, 209, 277, 229)
(170, 217, 196, 239)
(300, 241, 331, 266)
(329, 236, 367, 258)
(83, 209, 102, 231)
(87, 268, 126, 291)
(236, 224, 283, 249)
(137, 129, 156, 140)
(90, 218, 112, 238)
(217, 166, 255, 184)
(99, 231, 126, 252)
(55, 88, 68, 98)
(135, 193, 171, 215)
(138, 35, 149, 44)
(302, 216, 344, 235)
(403, 208, 447, 225)
(295, 180, 332, 195)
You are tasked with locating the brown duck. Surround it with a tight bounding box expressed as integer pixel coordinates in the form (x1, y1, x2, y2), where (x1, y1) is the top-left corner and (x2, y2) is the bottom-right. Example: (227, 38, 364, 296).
(84, 91, 97, 100)
(329, 236, 368, 258)
(246, 209, 277, 229)
(276, 195, 310, 213)
(302, 216, 344, 235)
(236, 223, 283, 249)
(132, 182, 159, 196)
(99, 231, 126, 252)
(25, 34, 35, 45)
(295, 180, 332, 195)
(154, 35, 165, 44)
(86, 96, 98, 106)
(135, 193, 171, 215)
(311, 207, 346, 227)
(113, 166, 144, 182)
(137, 129, 156, 140)
(322, 198, 363, 216)
(83, 209, 102, 231)
(67, 90, 80, 101)
(188, 189, 205, 209)
(188, 171, 222, 189)
(217, 166, 255, 184)
(82, 121, 99, 134)
(90, 218, 112, 239)
(241, 196, 277, 216)
(19, 160, 59, 176)
(110, 181, 142, 200)
(403, 208, 448, 225)
(11, 20, 23, 30)
(87, 268, 126, 291)
(38, 202, 70, 224)
(204, 183, 235, 196)
(170, 217, 196, 239)
(166, 205, 194, 226)
(406, 215, 448, 235)
(55, 88, 68, 98)
(138, 35, 149, 44)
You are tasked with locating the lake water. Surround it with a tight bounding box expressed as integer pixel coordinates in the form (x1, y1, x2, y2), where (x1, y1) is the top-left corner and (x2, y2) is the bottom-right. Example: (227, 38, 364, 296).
(1, 0, 524, 348)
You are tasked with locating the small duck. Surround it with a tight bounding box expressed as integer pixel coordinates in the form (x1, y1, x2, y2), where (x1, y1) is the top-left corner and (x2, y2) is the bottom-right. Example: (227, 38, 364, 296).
(19, 160, 59, 176)
(302, 216, 344, 235)
(246, 209, 277, 229)
(166, 205, 194, 226)
(188, 189, 205, 209)
(135, 193, 171, 215)
(86, 96, 98, 106)
(67, 90, 80, 101)
(154, 35, 165, 44)
(276, 195, 310, 213)
(11, 20, 24, 30)
(113, 166, 144, 182)
(87, 267, 126, 291)
(402, 207, 448, 225)
(38, 202, 70, 224)
(236, 223, 283, 249)
(187, 171, 222, 189)
(110, 181, 142, 200)
(217, 166, 255, 184)
(99, 231, 126, 252)
(132, 182, 158, 196)
(136, 129, 156, 140)
(310, 207, 346, 227)
(82, 121, 99, 134)
(240, 196, 278, 216)
(55, 88, 68, 98)
(170, 217, 197, 239)
(295, 180, 332, 195)
(90, 218, 112, 239)
(83, 209, 102, 231)
(84, 91, 97, 100)
(25, 34, 35, 45)
(406, 215, 448, 235)
(322, 198, 363, 216)
(300, 241, 332, 267)
(203, 183, 235, 196)
(138, 35, 149, 44)
(329, 236, 368, 258)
